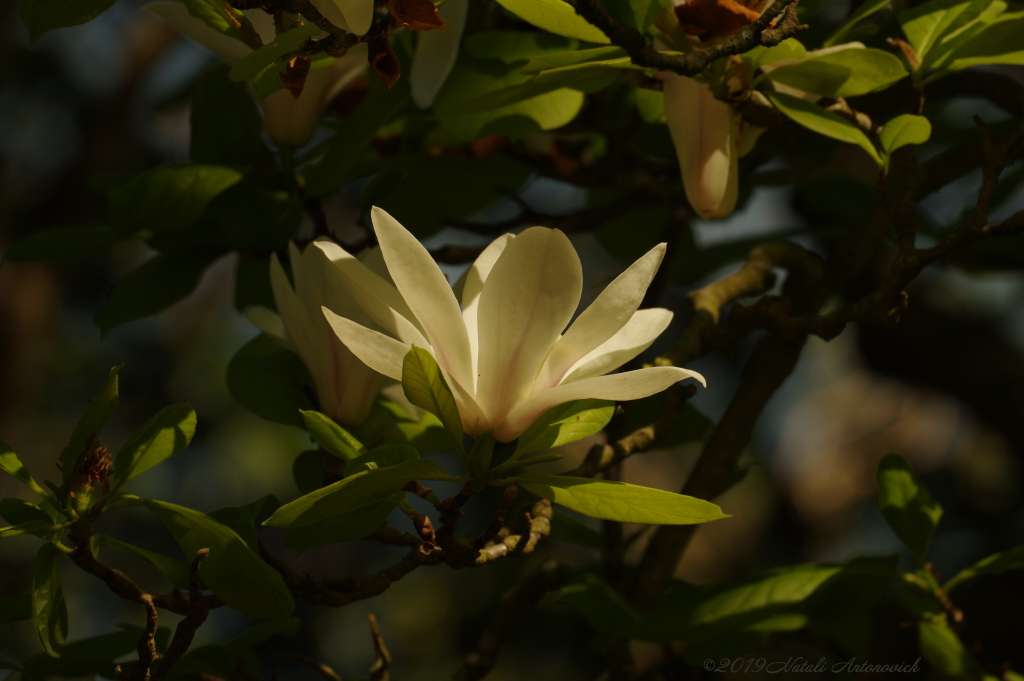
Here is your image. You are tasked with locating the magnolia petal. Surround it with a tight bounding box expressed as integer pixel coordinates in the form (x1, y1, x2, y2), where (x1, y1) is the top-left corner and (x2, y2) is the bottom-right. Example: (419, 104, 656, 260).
(440, 364, 491, 437)
(259, 44, 368, 148)
(495, 366, 705, 441)
(476, 227, 582, 428)
(462, 233, 515, 385)
(371, 206, 474, 391)
(533, 243, 666, 394)
(270, 252, 318, 358)
(562, 308, 674, 384)
(358, 245, 396, 286)
(246, 306, 296, 351)
(144, 1, 251, 63)
(663, 74, 740, 221)
(322, 308, 410, 381)
(314, 241, 428, 346)
(409, 0, 469, 108)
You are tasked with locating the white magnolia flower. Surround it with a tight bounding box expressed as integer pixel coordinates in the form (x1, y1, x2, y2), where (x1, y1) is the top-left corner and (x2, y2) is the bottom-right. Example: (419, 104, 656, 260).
(144, 1, 368, 148)
(247, 241, 387, 426)
(316, 207, 705, 442)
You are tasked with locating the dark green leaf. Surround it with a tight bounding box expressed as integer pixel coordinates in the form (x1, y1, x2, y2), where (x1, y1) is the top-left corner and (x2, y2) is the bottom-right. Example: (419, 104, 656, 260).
(559, 573, 640, 637)
(265, 458, 452, 528)
(63, 365, 120, 485)
(945, 544, 1024, 591)
(205, 177, 301, 251)
(347, 444, 419, 475)
(876, 453, 942, 563)
(191, 64, 271, 167)
(768, 92, 883, 165)
(183, 0, 249, 37)
(766, 48, 907, 98)
(113, 404, 197, 490)
(235, 256, 276, 311)
(282, 494, 402, 552)
(467, 431, 495, 474)
(824, 0, 892, 47)
(4, 225, 121, 263)
(94, 249, 224, 334)
(18, 0, 116, 45)
(227, 334, 312, 428)
(513, 399, 614, 459)
(94, 535, 192, 589)
(108, 165, 243, 237)
(208, 495, 279, 551)
(521, 46, 626, 74)
(402, 347, 465, 457)
(918, 616, 978, 678)
(146, 500, 294, 619)
(495, 0, 610, 42)
(0, 498, 52, 527)
(548, 510, 606, 551)
(31, 543, 67, 658)
(301, 410, 368, 460)
(292, 449, 325, 495)
(0, 441, 49, 498)
(514, 474, 728, 524)
(350, 397, 452, 453)
(230, 24, 321, 82)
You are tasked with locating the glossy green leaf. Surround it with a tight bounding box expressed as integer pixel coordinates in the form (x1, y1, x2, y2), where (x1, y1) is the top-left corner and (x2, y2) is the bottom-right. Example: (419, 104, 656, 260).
(208, 495, 279, 551)
(521, 46, 626, 74)
(937, 14, 1024, 72)
(94, 534, 192, 589)
(94, 249, 224, 335)
(108, 165, 243, 236)
(191, 64, 271, 167)
(744, 38, 806, 67)
(31, 543, 67, 658)
(0, 498, 52, 527)
(402, 347, 465, 457)
(513, 399, 614, 459)
(4, 225, 121, 263)
(876, 453, 943, 564)
(824, 0, 892, 46)
(63, 365, 121, 485)
(900, 0, 995, 62)
(18, 0, 116, 45)
(559, 573, 640, 637)
(347, 444, 420, 475)
(230, 24, 320, 82)
(767, 48, 907, 98)
(0, 440, 49, 499)
(918, 616, 978, 678)
(513, 474, 728, 524)
(301, 410, 368, 460)
(227, 334, 312, 428)
(351, 396, 452, 454)
(495, 0, 610, 43)
(112, 404, 196, 490)
(146, 500, 294, 619)
(768, 92, 883, 165)
(879, 114, 932, 161)
(282, 493, 403, 552)
(265, 458, 452, 528)
(945, 544, 1024, 591)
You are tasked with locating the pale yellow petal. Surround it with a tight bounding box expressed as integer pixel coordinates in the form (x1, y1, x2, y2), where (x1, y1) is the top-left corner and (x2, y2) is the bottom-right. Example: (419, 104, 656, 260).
(462, 233, 515, 385)
(495, 367, 706, 441)
(562, 308, 674, 384)
(533, 243, 666, 394)
(246, 306, 296, 351)
(476, 227, 582, 427)
(410, 0, 469, 108)
(322, 308, 410, 381)
(371, 206, 474, 391)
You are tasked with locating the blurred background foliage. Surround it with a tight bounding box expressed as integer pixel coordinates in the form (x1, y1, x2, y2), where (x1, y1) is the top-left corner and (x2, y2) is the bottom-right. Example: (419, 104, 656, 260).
(0, 0, 1023, 677)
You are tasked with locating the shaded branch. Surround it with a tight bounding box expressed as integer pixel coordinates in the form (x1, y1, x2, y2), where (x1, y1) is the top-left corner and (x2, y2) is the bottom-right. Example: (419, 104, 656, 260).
(369, 614, 392, 681)
(152, 550, 212, 681)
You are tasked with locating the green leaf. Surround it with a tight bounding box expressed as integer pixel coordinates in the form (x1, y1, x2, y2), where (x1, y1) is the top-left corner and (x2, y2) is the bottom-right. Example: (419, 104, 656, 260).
(0, 440, 50, 499)
(227, 334, 312, 428)
(112, 404, 197, 490)
(824, 0, 892, 47)
(230, 24, 320, 82)
(208, 495, 279, 551)
(282, 493, 403, 552)
(94, 535, 192, 589)
(3, 225, 121, 263)
(108, 165, 244, 237)
(184, 0, 254, 38)
(513, 399, 614, 459)
(0, 498, 52, 527)
(467, 431, 496, 474)
(879, 114, 932, 162)
(347, 444, 420, 475)
(18, 0, 116, 45)
(559, 573, 640, 637)
(31, 543, 68, 658)
(521, 46, 627, 74)
(876, 453, 943, 564)
(766, 48, 907, 98)
(146, 500, 294, 619)
(351, 396, 452, 453)
(63, 365, 121, 485)
(945, 544, 1024, 591)
(402, 347, 465, 458)
(513, 474, 727, 524)
(900, 0, 998, 63)
(767, 92, 883, 165)
(634, 563, 850, 641)
(936, 14, 1024, 72)
(743, 38, 806, 67)
(1, 520, 59, 539)
(601, 0, 669, 31)
(918, 615, 978, 678)
(292, 449, 324, 495)
(495, 0, 610, 42)
(265, 458, 452, 528)
(301, 410, 368, 460)
(191, 64, 271, 167)
(94, 249, 224, 334)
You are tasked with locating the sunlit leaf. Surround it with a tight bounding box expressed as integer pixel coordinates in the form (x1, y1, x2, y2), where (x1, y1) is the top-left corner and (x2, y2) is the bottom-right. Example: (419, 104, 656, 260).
(230, 24, 321, 82)
(879, 114, 932, 163)
(301, 410, 369, 460)
(768, 92, 883, 165)
(876, 453, 943, 564)
(402, 347, 465, 457)
(767, 48, 907, 98)
(513, 399, 613, 459)
(495, 0, 610, 43)
(112, 404, 196, 490)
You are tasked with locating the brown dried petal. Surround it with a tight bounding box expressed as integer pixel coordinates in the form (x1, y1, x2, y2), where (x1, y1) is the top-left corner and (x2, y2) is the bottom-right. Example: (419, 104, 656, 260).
(675, 0, 762, 41)
(388, 0, 447, 31)
(281, 56, 312, 100)
(368, 37, 401, 89)
(888, 37, 921, 71)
